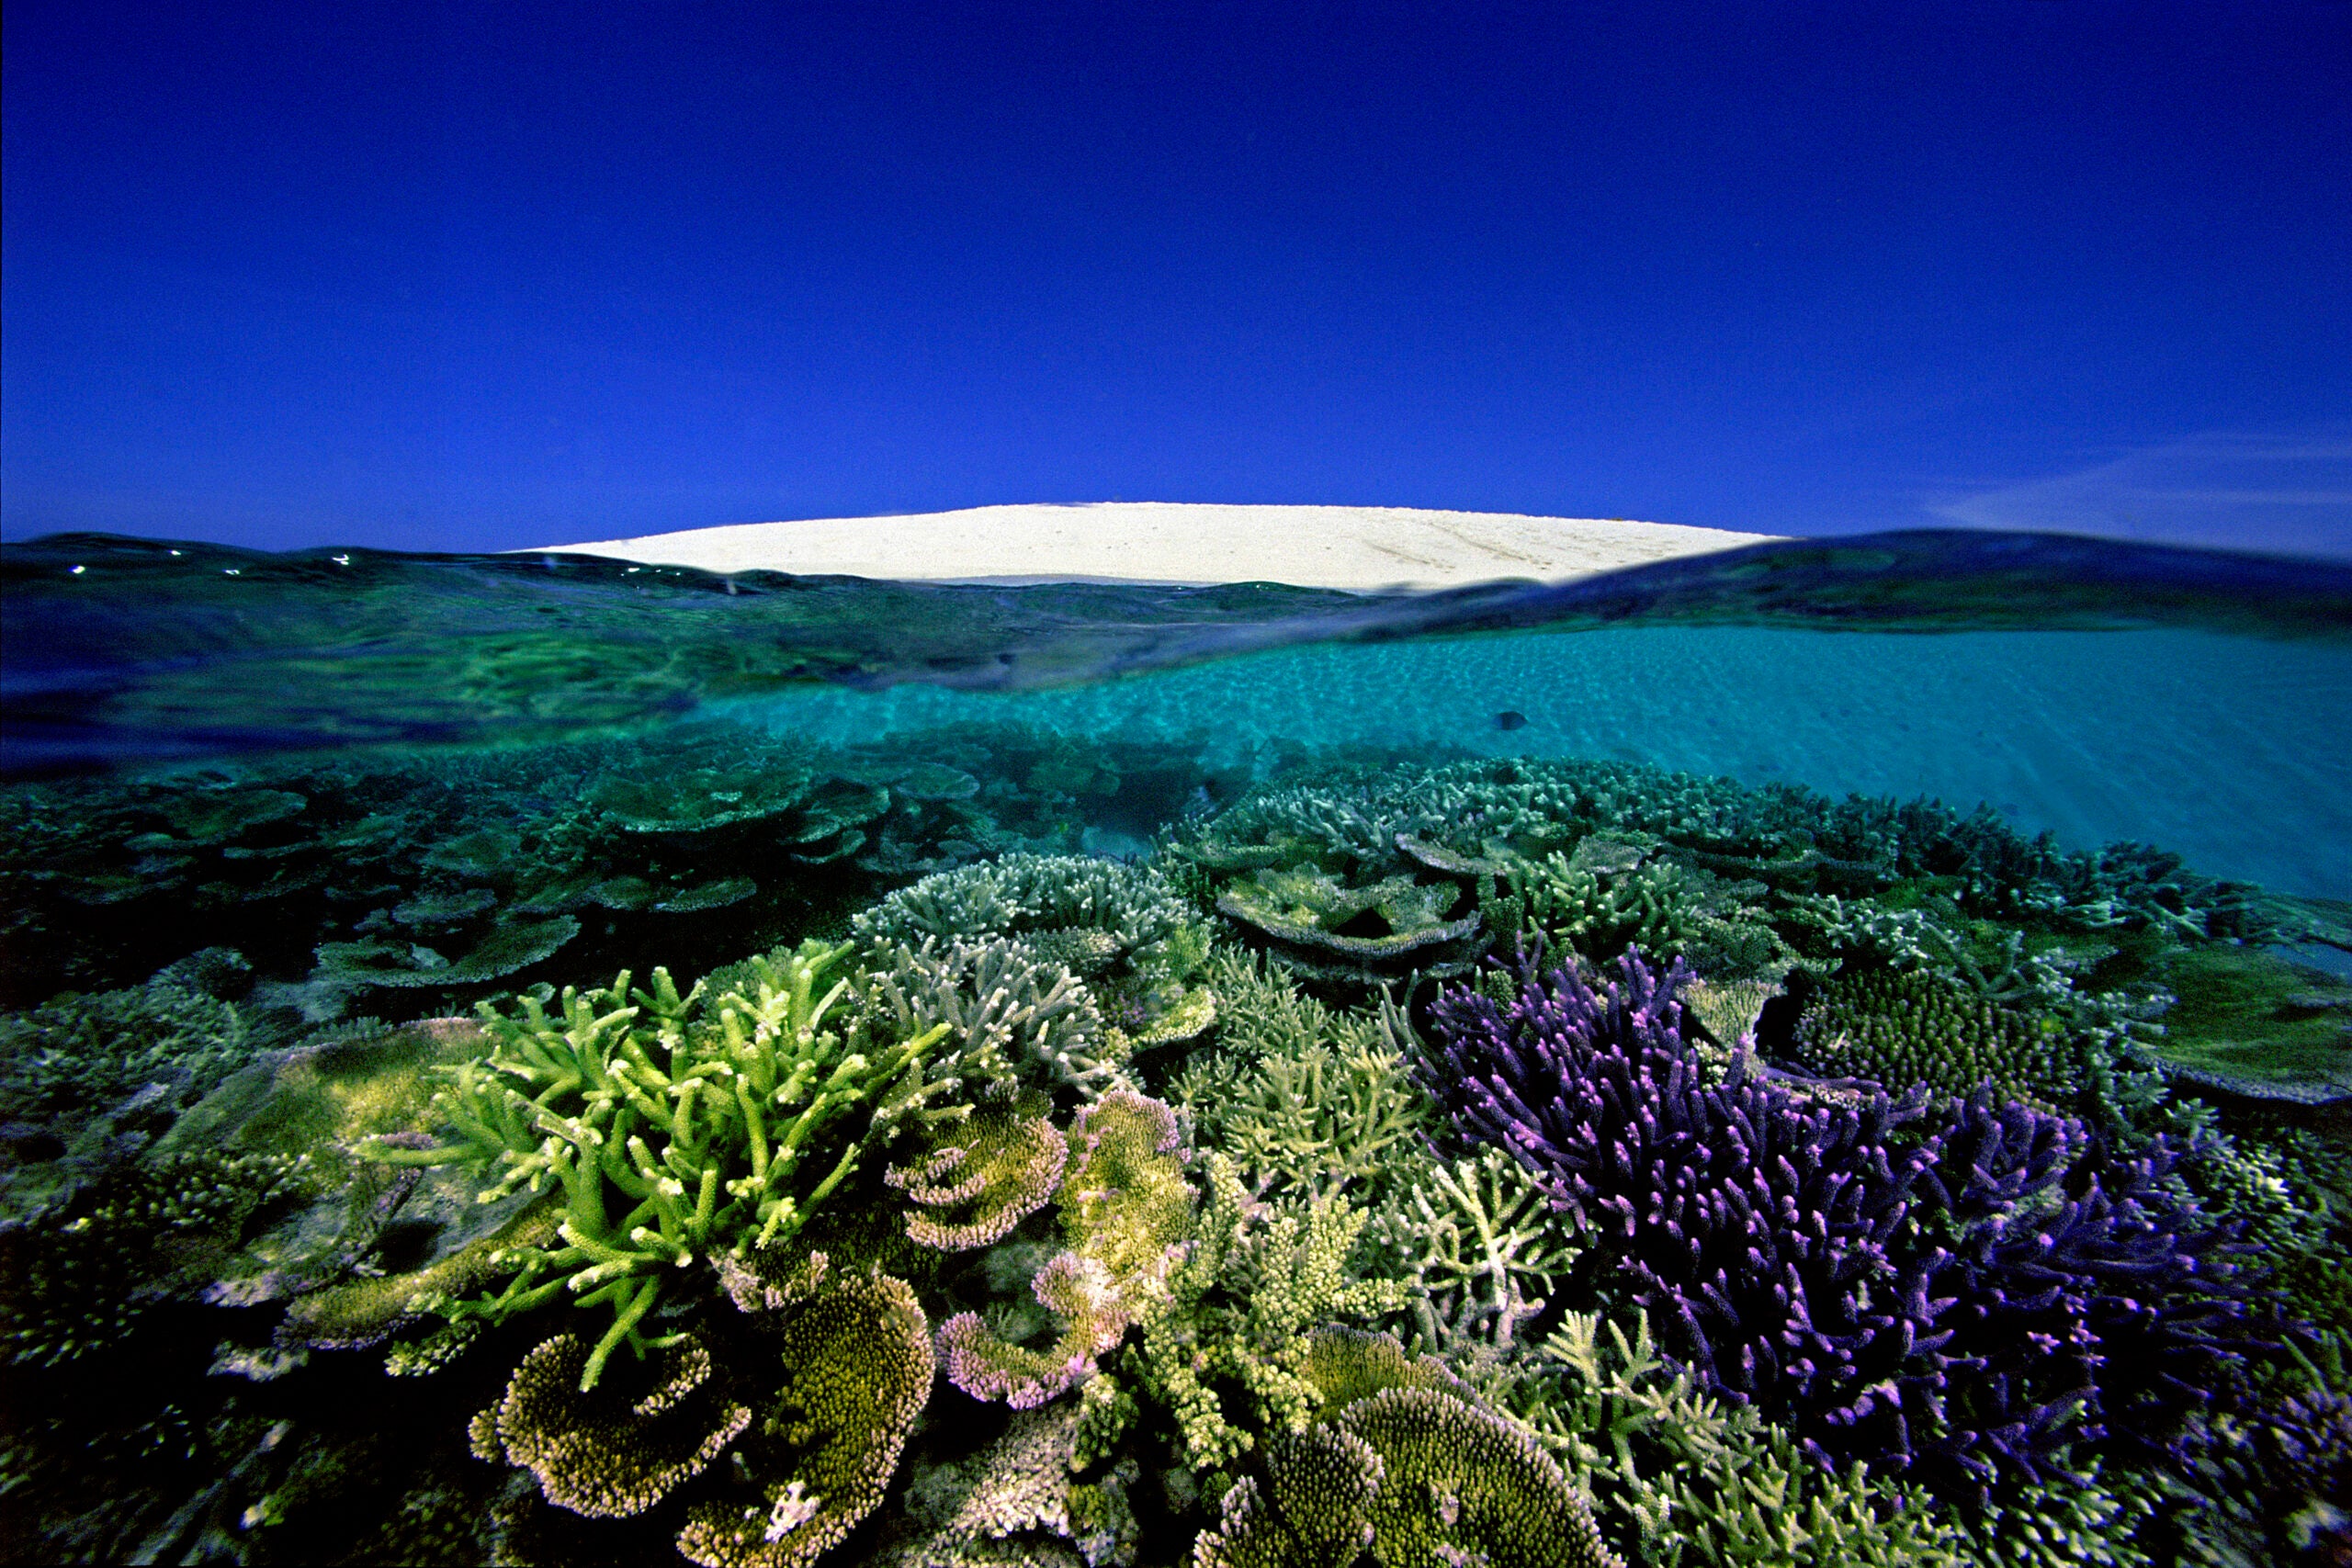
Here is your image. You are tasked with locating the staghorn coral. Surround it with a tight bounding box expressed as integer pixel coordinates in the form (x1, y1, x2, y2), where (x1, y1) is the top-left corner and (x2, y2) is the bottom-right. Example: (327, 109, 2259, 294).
(1418, 946, 2259, 1501)
(1952, 1455, 2155, 1568)
(1510, 1310, 1966, 1568)
(0, 957, 260, 1130)
(469, 1332, 752, 1517)
(381, 940, 955, 1388)
(1171, 948, 1432, 1200)
(678, 1269, 936, 1568)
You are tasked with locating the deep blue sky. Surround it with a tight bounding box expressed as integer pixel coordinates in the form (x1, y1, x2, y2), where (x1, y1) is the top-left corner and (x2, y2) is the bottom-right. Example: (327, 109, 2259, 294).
(5, 1, 2348, 558)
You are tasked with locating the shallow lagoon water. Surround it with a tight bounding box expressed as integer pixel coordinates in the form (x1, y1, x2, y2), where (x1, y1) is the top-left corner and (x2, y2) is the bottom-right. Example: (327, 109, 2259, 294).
(2, 529, 2349, 1567)
(761, 625, 2352, 901)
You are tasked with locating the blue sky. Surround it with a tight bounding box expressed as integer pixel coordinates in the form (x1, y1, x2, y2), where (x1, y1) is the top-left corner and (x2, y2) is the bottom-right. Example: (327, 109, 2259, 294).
(5, 1, 2347, 558)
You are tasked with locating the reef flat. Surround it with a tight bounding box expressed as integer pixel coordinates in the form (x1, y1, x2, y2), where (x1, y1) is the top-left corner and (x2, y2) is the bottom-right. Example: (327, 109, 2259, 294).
(3, 723, 2347, 1567)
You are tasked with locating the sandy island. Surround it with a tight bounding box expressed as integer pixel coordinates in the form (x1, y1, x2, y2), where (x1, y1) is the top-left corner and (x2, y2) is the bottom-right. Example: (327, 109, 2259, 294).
(536, 502, 1784, 592)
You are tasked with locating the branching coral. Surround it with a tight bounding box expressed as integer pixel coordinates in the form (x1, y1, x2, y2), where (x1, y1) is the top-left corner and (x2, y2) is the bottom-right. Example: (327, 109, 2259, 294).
(1172, 949, 1432, 1200)
(1133, 1153, 1406, 1473)
(855, 936, 1122, 1103)
(1368, 1147, 1583, 1376)
(0, 957, 260, 1125)
(380, 940, 954, 1388)
(0, 1150, 314, 1367)
(854, 854, 1216, 1052)
(1417, 947, 2258, 1500)
(1510, 1311, 1966, 1568)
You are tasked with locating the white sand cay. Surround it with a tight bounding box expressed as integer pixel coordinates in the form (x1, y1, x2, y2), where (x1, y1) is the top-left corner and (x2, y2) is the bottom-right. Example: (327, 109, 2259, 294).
(537, 502, 1784, 592)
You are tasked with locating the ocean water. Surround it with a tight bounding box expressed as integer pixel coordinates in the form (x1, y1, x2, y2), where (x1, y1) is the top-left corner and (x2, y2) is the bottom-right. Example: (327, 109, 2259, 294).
(1, 528, 2348, 1566)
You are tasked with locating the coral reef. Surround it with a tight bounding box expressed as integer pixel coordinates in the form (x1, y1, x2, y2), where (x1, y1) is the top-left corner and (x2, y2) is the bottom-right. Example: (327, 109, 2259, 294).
(1417, 946, 2260, 1500)
(1213, 864, 1486, 987)
(888, 1099, 1069, 1251)
(1194, 1325, 1623, 1568)
(3, 739, 2342, 1568)
(1170, 949, 1432, 1200)
(0, 1149, 314, 1367)
(2140, 943, 2352, 1104)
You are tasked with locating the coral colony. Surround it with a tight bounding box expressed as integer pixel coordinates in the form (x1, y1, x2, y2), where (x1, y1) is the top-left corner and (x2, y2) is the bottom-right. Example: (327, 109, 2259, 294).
(1, 744, 2348, 1565)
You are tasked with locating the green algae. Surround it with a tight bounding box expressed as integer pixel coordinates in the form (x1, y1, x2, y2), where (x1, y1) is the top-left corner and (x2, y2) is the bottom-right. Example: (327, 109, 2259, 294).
(2143, 944, 2352, 1103)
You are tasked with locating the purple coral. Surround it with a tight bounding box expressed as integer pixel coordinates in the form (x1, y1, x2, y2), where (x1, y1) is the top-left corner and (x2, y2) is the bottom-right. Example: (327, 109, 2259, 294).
(1418, 948, 2257, 1500)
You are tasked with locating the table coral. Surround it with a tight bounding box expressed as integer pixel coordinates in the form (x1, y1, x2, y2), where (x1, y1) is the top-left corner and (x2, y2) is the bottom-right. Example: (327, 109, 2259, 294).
(677, 1269, 935, 1568)
(469, 1331, 752, 1517)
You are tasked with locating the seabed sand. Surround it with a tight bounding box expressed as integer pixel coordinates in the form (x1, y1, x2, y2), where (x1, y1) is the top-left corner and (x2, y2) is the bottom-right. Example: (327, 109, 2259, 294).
(537, 502, 1784, 591)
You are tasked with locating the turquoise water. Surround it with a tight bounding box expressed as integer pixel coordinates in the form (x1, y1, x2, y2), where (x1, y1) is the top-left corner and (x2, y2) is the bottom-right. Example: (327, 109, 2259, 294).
(762, 625, 2352, 900)
(1, 529, 2348, 1566)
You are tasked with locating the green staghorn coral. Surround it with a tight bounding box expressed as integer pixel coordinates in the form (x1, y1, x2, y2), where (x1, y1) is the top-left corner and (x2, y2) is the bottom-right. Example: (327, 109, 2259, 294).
(1171, 949, 1432, 1201)
(375, 939, 955, 1389)
(1509, 1311, 1966, 1568)
(1132, 1152, 1406, 1474)
(1951, 1455, 2156, 1568)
